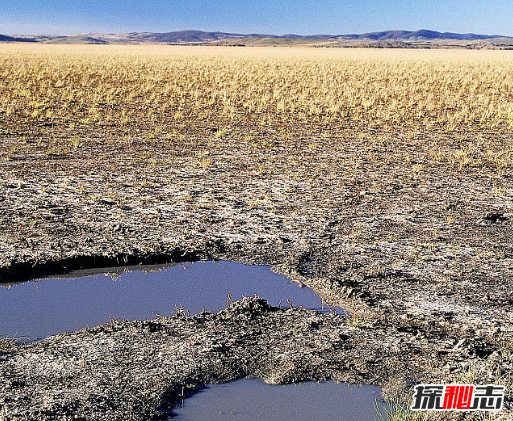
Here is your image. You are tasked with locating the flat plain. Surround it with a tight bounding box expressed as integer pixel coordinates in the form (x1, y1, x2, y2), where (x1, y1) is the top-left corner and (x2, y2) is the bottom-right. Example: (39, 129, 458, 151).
(1, 44, 513, 420)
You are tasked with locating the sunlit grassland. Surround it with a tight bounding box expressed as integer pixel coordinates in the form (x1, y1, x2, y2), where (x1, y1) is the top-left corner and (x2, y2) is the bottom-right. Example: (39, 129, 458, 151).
(1, 44, 512, 175)
(1, 44, 513, 421)
(2, 45, 513, 130)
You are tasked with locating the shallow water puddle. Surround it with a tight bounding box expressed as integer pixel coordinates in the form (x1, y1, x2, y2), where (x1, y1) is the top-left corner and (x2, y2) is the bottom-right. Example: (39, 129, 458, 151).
(168, 379, 385, 421)
(0, 260, 342, 341)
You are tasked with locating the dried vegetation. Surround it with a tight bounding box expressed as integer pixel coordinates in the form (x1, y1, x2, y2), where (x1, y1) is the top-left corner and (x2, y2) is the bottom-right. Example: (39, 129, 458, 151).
(0, 45, 513, 420)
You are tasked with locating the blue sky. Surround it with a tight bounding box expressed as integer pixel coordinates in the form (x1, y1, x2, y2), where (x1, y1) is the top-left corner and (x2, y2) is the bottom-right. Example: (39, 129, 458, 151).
(1, 0, 512, 36)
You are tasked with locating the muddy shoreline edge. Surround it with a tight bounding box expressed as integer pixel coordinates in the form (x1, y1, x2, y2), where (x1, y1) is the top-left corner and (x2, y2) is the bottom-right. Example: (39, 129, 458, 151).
(1, 233, 512, 420)
(1, 46, 512, 418)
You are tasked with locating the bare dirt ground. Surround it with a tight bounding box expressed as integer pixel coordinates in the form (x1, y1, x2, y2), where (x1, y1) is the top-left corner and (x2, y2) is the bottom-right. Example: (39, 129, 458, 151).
(1, 116, 512, 420)
(0, 44, 512, 419)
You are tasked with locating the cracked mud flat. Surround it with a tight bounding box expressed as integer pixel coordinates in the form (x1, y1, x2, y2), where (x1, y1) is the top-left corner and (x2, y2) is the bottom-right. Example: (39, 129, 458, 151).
(1, 55, 513, 418)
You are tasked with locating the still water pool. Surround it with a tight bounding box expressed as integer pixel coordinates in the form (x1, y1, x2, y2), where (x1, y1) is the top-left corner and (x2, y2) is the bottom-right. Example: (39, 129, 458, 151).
(0, 261, 385, 421)
(168, 379, 385, 421)
(0, 260, 342, 341)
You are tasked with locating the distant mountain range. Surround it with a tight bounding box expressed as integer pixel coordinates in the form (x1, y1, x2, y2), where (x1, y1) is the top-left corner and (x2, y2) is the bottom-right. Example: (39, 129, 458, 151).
(0, 34, 33, 42)
(338, 29, 504, 41)
(2, 29, 512, 48)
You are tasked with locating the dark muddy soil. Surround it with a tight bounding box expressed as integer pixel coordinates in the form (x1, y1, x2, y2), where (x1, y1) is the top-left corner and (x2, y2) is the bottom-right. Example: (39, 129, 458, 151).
(1, 117, 512, 420)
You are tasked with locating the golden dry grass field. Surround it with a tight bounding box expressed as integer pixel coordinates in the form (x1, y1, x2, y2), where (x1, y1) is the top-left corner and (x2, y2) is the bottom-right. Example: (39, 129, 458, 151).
(2, 45, 513, 133)
(1, 45, 513, 175)
(1, 44, 513, 421)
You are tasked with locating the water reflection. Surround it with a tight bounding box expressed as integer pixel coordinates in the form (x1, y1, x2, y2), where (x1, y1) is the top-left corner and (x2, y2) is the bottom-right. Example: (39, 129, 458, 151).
(168, 379, 385, 421)
(0, 261, 343, 341)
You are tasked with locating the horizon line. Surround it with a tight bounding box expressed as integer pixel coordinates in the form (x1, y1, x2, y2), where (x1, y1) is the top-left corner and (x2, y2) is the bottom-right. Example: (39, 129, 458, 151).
(4, 28, 510, 38)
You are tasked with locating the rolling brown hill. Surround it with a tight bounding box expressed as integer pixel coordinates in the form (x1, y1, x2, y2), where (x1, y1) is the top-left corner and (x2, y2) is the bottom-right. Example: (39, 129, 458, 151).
(1, 29, 512, 48)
